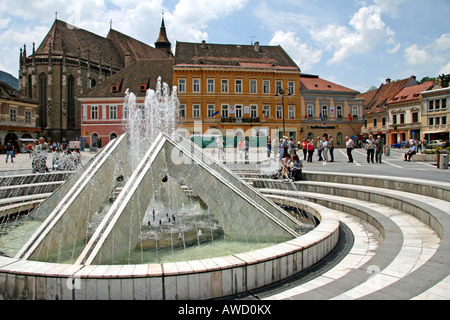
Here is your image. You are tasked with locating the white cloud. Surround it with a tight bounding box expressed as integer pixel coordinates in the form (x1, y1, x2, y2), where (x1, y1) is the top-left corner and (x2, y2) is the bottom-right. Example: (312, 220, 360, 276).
(310, 5, 398, 65)
(404, 34, 450, 76)
(269, 31, 321, 71)
(373, 0, 405, 17)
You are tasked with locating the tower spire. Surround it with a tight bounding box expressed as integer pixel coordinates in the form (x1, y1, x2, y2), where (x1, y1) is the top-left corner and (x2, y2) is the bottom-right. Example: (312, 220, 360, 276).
(155, 12, 172, 56)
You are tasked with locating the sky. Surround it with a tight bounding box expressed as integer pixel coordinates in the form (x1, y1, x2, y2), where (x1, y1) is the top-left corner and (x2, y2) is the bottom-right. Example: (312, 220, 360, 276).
(1, 0, 449, 93)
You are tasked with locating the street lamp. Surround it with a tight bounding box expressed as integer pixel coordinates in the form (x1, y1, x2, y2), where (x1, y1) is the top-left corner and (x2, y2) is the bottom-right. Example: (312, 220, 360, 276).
(275, 88, 291, 137)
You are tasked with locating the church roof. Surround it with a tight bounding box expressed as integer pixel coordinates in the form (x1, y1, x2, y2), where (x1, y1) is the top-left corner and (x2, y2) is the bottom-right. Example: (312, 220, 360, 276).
(35, 20, 124, 69)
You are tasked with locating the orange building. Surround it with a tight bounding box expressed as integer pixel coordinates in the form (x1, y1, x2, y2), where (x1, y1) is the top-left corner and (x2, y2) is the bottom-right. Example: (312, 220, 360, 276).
(173, 41, 302, 141)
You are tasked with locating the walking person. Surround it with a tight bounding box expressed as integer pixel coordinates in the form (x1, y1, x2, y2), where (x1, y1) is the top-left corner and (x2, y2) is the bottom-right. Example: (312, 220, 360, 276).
(329, 136, 334, 162)
(301, 139, 308, 160)
(345, 136, 354, 163)
(365, 134, 375, 163)
(5, 140, 14, 163)
(375, 135, 384, 163)
(317, 137, 323, 161)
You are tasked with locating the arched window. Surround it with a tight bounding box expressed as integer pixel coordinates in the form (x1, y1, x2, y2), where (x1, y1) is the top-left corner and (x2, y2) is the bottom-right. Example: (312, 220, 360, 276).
(91, 133, 99, 147)
(109, 132, 117, 141)
(67, 75, 76, 128)
(39, 73, 47, 128)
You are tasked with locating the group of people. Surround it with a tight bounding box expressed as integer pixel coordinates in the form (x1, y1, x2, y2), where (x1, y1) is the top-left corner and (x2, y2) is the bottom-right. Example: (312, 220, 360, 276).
(363, 134, 385, 164)
(27, 137, 83, 173)
(280, 152, 304, 181)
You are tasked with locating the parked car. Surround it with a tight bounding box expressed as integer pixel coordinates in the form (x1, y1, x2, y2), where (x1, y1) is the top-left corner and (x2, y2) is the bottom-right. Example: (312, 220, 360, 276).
(391, 141, 408, 148)
(426, 140, 446, 149)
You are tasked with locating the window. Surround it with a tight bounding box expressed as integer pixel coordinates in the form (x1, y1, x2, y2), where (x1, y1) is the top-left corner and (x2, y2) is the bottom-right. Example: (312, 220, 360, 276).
(193, 104, 200, 118)
(250, 105, 258, 118)
(276, 105, 282, 119)
(443, 116, 447, 125)
(382, 117, 386, 127)
(67, 75, 76, 128)
(436, 100, 441, 109)
(235, 79, 242, 93)
(221, 104, 229, 117)
(288, 106, 295, 119)
(400, 114, 405, 124)
(25, 110, 32, 124)
(429, 117, 434, 126)
(178, 79, 186, 92)
(352, 105, 359, 118)
(178, 104, 186, 118)
(322, 105, 328, 117)
(442, 99, 447, 109)
(263, 105, 270, 118)
(221, 79, 229, 93)
(336, 105, 343, 117)
(39, 73, 47, 128)
(276, 81, 282, 94)
(263, 80, 270, 94)
(207, 79, 215, 93)
(435, 117, 441, 125)
(207, 104, 215, 118)
(307, 104, 313, 117)
(288, 81, 295, 95)
(110, 105, 117, 119)
(235, 105, 242, 118)
(250, 80, 257, 94)
(9, 108, 17, 122)
(412, 112, 419, 123)
(91, 106, 98, 120)
(428, 100, 434, 111)
(193, 79, 200, 92)
(392, 114, 397, 125)
(373, 118, 377, 127)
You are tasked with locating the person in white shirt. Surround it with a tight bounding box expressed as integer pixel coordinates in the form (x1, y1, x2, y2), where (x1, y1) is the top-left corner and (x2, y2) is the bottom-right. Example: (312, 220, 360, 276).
(345, 136, 355, 162)
(321, 137, 329, 162)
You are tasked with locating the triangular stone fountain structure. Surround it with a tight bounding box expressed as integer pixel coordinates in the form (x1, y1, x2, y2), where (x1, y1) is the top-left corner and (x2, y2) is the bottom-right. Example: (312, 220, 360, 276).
(16, 132, 303, 265)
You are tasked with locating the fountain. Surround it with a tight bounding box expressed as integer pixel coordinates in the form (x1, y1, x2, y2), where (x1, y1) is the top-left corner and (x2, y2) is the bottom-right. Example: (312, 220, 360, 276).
(0, 77, 338, 300)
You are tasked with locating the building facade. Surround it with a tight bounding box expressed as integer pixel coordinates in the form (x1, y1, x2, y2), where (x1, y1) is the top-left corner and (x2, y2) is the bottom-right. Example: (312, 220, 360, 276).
(386, 81, 434, 145)
(421, 85, 450, 143)
(358, 77, 418, 143)
(173, 41, 301, 141)
(19, 18, 170, 143)
(78, 59, 174, 147)
(300, 74, 363, 147)
(0, 80, 40, 152)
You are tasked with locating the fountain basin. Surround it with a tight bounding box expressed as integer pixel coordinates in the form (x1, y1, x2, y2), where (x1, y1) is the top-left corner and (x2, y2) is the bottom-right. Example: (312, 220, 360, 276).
(0, 198, 338, 300)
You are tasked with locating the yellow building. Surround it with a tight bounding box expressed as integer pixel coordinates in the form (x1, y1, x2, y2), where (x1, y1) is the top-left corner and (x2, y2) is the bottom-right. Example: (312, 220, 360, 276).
(173, 41, 301, 141)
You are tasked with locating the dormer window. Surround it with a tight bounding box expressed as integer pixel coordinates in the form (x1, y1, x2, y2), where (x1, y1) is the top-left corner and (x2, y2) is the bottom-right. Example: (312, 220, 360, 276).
(111, 84, 120, 93)
(139, 84, 147, 92)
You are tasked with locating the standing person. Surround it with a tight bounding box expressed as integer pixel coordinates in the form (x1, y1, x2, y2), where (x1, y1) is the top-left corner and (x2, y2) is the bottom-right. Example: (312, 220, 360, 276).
(237, 139, 244, 159)
(301, 139, 308, 160)
(317, 137, 323, 161)
(329, 135, 334, 162)
(244, 137, 249, 163)
(365, 135, 375, 163)
(345, 136, 354, 163)
(279, 138, 284, 160)
(307, 139, 314, 163)
(267, 137, 272, 158)
(375, 135, 384, 163)
(5, 140, 14, 163)
(322, 137, 329, 163)
(288, 137, 295, 155)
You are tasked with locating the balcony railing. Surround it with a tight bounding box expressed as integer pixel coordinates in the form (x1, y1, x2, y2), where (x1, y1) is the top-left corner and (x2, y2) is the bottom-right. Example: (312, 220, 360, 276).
(302, 116, 363, 122)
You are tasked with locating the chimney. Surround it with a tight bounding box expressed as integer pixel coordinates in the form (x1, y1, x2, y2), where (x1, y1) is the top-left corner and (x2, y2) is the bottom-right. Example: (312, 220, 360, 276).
(254, 41, 260, 52)
(201, 40, 207, 49)
(386, 78, 391, 84)
(125, 53, 131, 67)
